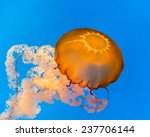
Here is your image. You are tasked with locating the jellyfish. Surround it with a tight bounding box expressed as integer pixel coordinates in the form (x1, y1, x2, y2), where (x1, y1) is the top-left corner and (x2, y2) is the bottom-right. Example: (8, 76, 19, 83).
(55, 28, 124, 94)
(0, 28, 124, 119)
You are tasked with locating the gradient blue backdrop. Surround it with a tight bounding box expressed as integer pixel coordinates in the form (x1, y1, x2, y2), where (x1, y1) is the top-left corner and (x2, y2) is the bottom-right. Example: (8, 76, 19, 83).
(0, 0, 150, 120)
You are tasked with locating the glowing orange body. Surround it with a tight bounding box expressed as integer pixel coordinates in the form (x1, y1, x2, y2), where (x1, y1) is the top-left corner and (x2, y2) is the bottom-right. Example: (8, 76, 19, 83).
(55, 28, 124, 89)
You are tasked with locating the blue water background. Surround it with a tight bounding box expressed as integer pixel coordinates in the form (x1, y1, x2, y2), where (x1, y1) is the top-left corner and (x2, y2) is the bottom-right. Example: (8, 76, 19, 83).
(0, 0, 150, 119)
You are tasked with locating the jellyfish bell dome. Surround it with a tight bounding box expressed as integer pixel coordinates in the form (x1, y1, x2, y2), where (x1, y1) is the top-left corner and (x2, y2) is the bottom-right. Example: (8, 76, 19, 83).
(54, 28, 124, 90)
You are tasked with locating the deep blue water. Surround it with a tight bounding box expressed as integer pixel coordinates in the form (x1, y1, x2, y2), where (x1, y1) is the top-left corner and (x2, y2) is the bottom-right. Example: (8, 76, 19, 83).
(0, 0, 150, 120)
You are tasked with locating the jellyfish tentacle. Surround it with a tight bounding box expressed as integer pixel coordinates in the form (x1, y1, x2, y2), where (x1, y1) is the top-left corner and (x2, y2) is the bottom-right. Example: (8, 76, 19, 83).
(104, 87, 109, 100)
(36, 89, 41, 93)
(53, 66, 58, 69)
(4, 53, 23, 119)
(89, 89, 96, 97)
(66, 80, 71, 87)
(66, 86, 72, 91)
(15, 54, 23, 96)
(79, 95, 107, 112)
(66, 81, 72, 90)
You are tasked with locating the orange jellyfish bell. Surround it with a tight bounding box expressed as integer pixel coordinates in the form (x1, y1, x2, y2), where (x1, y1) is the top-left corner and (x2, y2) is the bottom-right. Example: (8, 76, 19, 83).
(54, 28, 124, 90)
